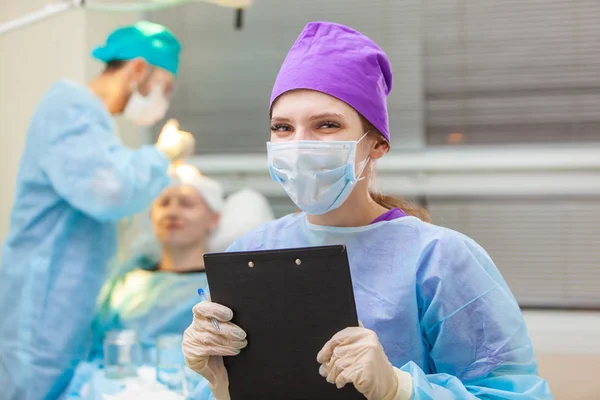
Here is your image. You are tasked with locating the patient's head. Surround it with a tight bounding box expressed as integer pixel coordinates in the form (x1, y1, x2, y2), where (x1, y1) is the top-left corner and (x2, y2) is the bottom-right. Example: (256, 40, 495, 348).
(151, 164, 224, 251)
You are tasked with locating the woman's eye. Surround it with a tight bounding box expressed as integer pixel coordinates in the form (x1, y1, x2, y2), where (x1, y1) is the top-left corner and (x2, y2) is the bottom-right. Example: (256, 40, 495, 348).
(319, 122, 340, 129)
(270, 124, 292, 132)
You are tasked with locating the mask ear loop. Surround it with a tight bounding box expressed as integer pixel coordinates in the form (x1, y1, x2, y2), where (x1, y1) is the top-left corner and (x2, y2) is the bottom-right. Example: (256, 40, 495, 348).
(357, 130, 370, 144)
(140, 63, 155, 86)
(354, 130, 372, 181)
(129, 78, 139, 96)
(143, 67, 171, 104)
(356, 156, 371, 182)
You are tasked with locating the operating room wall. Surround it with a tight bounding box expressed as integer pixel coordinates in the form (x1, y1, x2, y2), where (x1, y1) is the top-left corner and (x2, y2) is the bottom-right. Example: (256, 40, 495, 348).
(0, 2, 142, 248)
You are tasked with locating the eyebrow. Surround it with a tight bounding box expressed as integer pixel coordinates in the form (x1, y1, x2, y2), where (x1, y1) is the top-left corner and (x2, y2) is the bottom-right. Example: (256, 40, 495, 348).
(270, 116, 292, 123)
(309, 113, 344, 121)
(270, 113, 345, 123)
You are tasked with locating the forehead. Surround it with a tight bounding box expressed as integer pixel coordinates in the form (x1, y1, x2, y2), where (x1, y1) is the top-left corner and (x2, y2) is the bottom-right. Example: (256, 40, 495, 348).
(158, 185, 203, 200)
(271, 90, 358, 119)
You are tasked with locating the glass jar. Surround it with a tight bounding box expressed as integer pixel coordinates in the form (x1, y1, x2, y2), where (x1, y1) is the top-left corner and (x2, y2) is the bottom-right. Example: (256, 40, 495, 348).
(156, 334, 185, 392)
(103, 330, 141, 379)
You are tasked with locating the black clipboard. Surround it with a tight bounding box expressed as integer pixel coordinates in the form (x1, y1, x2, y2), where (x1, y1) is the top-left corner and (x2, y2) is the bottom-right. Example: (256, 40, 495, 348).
(204, 245, 364, 400)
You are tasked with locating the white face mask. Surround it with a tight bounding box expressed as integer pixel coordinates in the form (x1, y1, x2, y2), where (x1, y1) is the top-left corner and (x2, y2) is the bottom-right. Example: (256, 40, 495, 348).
(123, 84, 169, 127)
(267, 133, 370, 215)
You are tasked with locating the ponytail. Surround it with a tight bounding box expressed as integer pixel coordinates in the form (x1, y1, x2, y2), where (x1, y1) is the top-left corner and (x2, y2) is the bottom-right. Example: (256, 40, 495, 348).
(358, 115, 431, 222)
(369, 191, 431, 223)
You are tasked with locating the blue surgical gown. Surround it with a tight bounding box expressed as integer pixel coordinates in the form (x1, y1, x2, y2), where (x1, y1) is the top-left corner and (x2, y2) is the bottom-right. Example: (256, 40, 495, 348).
(65, 258, 208, 398)
(192, 213, 553, 399)
(91, 262, 208, 359)
(0, 80, 171, 400)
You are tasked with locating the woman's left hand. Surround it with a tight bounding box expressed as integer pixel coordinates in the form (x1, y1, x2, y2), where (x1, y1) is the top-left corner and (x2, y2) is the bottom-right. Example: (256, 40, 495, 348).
(317, 327, 413, 400)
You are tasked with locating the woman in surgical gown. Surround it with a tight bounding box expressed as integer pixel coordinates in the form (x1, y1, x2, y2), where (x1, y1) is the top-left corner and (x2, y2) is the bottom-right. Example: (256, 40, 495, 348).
(65, 165, 274, 398)
(182, 22, 553, 400)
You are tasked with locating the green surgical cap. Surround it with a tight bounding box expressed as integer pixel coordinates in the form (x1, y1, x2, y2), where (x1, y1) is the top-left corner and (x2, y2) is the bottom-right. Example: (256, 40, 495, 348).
(92, 21, 181, 75)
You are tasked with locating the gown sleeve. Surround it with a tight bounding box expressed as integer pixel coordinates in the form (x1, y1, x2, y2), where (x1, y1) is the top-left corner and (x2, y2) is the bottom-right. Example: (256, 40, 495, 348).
(405, 231, 553, 399)
(39, 102, 170, 222)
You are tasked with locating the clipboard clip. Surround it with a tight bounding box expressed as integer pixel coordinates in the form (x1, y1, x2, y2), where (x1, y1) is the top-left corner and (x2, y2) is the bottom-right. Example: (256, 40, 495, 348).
(247, 259, 302, 267)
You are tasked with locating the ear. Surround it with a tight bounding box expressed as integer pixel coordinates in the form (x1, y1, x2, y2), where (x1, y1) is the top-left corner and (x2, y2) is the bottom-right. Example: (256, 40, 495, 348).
(368, 136, 390, 161)
(128, 58, 150, 84)
(149, 207, 157, 225)
(209, 212, 221, 232)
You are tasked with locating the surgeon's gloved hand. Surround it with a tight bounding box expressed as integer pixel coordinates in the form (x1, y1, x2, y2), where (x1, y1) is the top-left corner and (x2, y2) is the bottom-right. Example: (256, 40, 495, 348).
(179, 129, 195, 159)
(183, 302, 247, 400)
(317, 327, 413, 400)
(156, 119, 196, 161)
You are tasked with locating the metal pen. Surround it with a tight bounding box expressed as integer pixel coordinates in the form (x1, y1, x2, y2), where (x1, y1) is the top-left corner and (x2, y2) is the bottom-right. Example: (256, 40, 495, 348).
(197, 288, 221, 332)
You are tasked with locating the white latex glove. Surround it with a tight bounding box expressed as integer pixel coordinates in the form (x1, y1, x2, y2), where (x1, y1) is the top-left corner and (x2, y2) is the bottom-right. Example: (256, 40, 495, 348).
(156, 119, 195, 161)
(182, 302, 247, 400)
(178, 129, 195, 159)
(317, 327, 413, 400)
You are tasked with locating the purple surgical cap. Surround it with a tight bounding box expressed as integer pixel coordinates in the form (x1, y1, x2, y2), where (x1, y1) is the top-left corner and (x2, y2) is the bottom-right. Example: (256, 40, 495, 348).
(270, 21, 393, 142)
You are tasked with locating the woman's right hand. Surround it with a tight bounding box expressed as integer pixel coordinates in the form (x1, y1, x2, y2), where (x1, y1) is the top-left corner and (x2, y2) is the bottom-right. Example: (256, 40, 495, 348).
(183, 302, 247, 400)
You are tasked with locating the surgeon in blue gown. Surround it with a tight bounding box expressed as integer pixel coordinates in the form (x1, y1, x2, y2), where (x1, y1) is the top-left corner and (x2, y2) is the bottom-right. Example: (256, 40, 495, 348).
(0, 22, 195, 399)
(182, 22, 553, 399)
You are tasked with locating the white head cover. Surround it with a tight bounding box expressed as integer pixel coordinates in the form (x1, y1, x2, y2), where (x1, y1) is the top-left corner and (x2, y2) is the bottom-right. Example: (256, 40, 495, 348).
(209, 188, 275, 252)
(169, 163, 224, 213)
